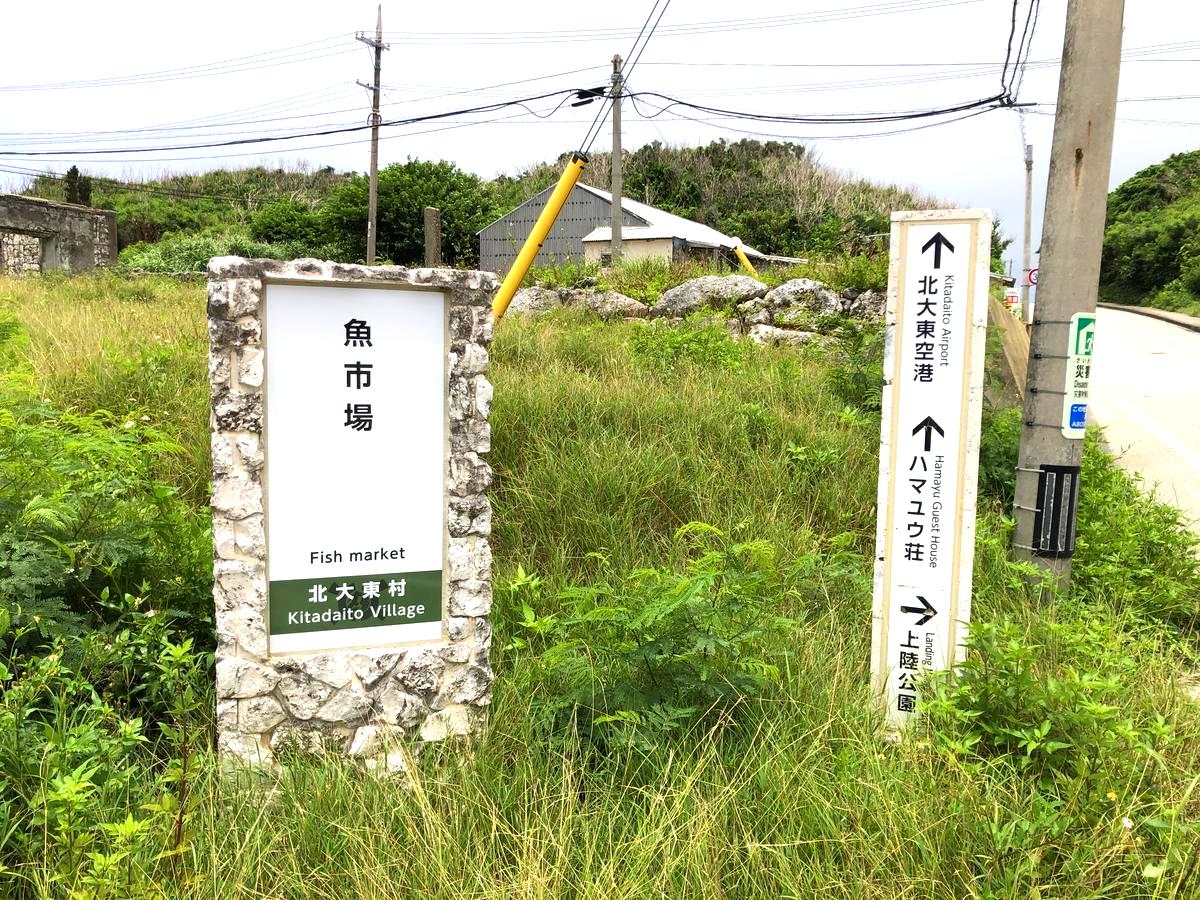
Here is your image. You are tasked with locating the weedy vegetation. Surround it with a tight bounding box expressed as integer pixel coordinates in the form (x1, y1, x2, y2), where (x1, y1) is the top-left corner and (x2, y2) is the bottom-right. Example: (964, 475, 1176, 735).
(0, 271, 1198, 898)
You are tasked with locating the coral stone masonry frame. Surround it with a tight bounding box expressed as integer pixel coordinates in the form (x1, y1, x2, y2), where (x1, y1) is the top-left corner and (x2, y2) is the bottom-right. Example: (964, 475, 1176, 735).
(207, 257, 496, 768)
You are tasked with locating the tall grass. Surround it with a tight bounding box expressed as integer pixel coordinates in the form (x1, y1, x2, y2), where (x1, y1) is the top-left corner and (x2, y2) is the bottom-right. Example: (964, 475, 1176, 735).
(2, 273, 1199, 897)
(0, 272, 210, 502)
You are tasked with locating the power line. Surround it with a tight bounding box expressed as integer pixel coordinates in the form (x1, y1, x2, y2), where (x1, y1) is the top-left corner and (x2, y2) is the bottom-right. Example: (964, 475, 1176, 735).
(578, 0, 672, 154)
(0, 68, 609, 148)
(0, 103, 573, 166)
(627, 91, 1007, 125)
(0, 35, 357, 92)
(378, 1, 983, 44)
(1010, 0, 1042, 100)
(0, 88, 587, 158)
(628, 92, 999, 141)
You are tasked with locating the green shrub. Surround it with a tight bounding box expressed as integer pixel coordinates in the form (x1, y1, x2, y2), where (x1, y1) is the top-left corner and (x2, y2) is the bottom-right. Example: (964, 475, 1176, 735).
(824, 321, 884, 412)
(249, 199, 325, 248)
(527, 258, 601, 290)
(116, 229, 284, 274)
(0, 593, 210, 896)
(629, 318, 743, 372)
(0, 376, 210, 642)
(506, 523, 796, 750)
(1073, 439, 1200, 625)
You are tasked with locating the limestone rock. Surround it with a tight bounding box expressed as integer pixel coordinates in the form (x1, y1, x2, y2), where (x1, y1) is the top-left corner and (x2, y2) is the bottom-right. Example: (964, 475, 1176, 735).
(419, 706, 472, 741)
(296, 654, 353, 688)
(579, 289, 649, 320)
(239, 695, 286, 732)
(449, 452, 492, 497)
(237, 347, 264, 387)
(216, 699, 238, 730)
(450, 341, 488, 377)
(446, 665, 492, 705)
(846, 289, 885, 319)
(349, 651, 403, 689)
(745, 308, 772, 326)
(269, 723, 345, 755)
(215, 607, 268, 662)
(216, 658, 278, 699)
(748, 324, 826, 347)
(396, 649, 445, 697)
(277, 674, 336, 720)
(449, 495, 491, 537)
(376, 683, 428, 727)
(736, 297, 766, 315)
(211, 472, 262, 520)
(509, 287, 562, 315)
(218, 731, 271, 766)
(448, 536, 491, 583)
(317, 684, 372, 724)
(449, 578, 491, 616)
(763, 278, 841, 315)
(651, 275, 768, 317)
(438, 644, 471, 664)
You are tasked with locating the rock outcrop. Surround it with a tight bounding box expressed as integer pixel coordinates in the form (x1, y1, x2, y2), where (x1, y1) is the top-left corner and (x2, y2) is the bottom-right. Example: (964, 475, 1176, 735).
(650, 275, 768, 317)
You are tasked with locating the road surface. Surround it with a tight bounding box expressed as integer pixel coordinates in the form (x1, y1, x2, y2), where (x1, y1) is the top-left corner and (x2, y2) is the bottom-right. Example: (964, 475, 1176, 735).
(1090, 307, 1200, 532)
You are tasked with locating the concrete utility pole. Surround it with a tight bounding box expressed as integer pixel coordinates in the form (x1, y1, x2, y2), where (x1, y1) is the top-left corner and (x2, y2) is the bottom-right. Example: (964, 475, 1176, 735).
(357, 6, 387, 265)
(1013, 0, 1125, 583)
(1021, 142, 1035, 323)
(610, 54, 623, 265)
(423, 206, 442, 266)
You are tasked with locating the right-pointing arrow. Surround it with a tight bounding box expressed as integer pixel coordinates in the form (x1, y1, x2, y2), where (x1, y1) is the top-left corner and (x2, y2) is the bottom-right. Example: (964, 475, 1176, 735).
(900, 594, 937, 626)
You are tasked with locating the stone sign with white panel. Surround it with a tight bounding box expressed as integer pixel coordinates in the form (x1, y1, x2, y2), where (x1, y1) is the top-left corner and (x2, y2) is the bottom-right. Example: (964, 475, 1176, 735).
(207, 257, 496, 769)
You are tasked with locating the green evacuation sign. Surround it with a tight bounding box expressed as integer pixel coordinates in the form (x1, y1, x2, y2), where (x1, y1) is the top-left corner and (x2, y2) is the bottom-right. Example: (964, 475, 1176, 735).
(264, 282, 447, 654)
(1061, 312, 1096, 440)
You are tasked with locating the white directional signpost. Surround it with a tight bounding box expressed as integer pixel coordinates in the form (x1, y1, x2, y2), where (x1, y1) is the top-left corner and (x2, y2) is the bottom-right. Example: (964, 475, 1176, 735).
(871, 209, 992, 729)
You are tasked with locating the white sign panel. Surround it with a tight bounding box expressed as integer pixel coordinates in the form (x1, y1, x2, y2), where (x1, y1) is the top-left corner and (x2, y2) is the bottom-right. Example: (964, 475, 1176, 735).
(264, 282, 447, 654)
(871, 210, 992, 728)
(1061, 312, 1095, 439)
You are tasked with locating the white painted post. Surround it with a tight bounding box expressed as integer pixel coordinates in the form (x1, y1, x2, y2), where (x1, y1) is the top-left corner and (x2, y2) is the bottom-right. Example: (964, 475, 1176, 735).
(871, 209, 992, 729)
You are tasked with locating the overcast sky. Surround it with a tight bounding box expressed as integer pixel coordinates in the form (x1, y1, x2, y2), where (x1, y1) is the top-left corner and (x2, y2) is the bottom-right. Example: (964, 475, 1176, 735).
(3, 0, 1197, 272)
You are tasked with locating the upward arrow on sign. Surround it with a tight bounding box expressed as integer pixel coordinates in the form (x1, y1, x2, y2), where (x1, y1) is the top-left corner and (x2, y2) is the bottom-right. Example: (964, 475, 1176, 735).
(912, 415, 945, 452)
(921, 232, 955, 269)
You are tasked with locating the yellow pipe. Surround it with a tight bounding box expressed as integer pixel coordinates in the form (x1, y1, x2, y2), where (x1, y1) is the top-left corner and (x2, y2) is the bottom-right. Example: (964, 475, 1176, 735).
(493, 153, 588, 321)
(734, 243, 760, 279)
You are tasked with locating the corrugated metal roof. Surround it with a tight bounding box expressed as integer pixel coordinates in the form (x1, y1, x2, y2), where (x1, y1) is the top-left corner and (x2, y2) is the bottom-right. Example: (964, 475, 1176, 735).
(575, 184, 763, 256)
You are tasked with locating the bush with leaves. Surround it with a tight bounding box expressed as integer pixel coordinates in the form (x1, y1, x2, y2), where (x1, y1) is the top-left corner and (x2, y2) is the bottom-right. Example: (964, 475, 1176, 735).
(320, 158, 498, 266)
(922, 608, 1199, 885)
(505, 523, 797, 750)
(629, 318, 744, 372)
(0, 593, 210, 897)
(0, 375, 211, 643)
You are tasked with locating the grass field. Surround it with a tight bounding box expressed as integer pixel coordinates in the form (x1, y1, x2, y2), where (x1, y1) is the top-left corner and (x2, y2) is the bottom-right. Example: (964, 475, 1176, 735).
(2, 272, 1199, 898)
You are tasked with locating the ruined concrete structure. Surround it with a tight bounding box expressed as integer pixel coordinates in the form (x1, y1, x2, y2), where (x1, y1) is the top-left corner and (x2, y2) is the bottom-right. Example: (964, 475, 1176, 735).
(0, 194, 117, 275)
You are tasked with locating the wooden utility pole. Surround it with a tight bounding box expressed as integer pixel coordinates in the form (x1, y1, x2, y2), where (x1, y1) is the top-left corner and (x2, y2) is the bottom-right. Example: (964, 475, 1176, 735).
(610, 54, 623, 265)
(1021, 142, 1034, 323)
(1013, 0, 1124, 582)
(423, 207, 442, 266)
(357, 7, 387, 265)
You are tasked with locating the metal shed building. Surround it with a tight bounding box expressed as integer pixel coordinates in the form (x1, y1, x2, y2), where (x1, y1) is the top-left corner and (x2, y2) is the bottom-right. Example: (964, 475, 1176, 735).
(477, 183, 647, 274)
